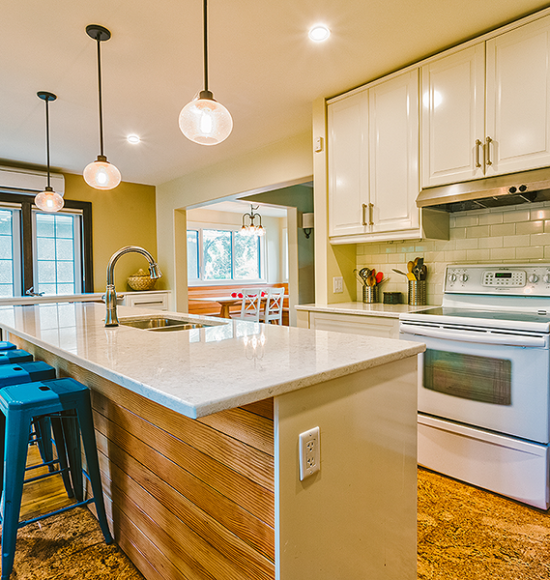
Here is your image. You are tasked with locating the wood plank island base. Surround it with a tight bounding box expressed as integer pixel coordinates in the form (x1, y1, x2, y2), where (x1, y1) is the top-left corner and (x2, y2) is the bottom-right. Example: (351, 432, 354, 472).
(0, 303, 424, 580)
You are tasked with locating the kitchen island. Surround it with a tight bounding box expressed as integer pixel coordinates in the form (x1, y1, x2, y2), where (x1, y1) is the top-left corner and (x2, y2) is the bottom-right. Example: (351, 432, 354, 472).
(0, 302, 423, 580)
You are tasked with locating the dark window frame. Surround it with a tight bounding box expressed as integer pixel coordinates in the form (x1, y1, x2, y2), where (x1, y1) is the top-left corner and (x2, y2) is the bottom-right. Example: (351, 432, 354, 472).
(0, 192, 93, 295)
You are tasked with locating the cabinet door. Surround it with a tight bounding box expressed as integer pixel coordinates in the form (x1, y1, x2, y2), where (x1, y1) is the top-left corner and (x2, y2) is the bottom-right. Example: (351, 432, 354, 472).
(369, 70, 419, 233)
(328, 90, 369, 237)
(486, 16, 550, 176)
(421, 44, 485, 187)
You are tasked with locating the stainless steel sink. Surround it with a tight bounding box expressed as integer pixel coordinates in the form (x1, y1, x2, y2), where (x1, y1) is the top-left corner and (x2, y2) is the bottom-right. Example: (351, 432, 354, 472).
(118, 315, 224, 332)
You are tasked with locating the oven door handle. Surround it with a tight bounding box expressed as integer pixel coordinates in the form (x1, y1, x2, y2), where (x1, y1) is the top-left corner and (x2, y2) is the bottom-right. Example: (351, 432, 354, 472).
(400, 324, 548, 347)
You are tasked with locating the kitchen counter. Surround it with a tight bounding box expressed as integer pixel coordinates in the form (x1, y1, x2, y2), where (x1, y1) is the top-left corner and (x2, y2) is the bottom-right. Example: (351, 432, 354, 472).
(0, 290, 169, 306)
(0, 302, 423, 418)
(296, 301, 432, 318)
(0, 302, 421, 580)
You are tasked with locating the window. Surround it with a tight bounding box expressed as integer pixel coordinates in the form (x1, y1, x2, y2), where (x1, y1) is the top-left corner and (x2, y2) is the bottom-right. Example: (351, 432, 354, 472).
(0, 193, 93, 296)
(33, 211, 82, 295)
(0, 208, 21, 297)
(188, 224, 265, 284)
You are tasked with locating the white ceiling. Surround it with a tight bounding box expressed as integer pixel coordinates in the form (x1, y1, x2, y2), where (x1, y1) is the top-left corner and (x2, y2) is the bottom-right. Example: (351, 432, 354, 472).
(2, 0, 549, 187)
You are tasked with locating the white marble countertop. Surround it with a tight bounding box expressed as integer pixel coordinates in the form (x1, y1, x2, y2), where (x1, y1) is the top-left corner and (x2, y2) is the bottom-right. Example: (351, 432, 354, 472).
(295, 302, 434, 319)
(0, 302, 424, 419)
(0, 290, 170, 306)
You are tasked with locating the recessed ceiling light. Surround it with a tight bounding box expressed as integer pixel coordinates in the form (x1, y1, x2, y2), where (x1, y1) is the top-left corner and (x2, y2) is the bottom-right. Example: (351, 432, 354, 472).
(308, 24, 330, 42)
(127, 134, 141, 144)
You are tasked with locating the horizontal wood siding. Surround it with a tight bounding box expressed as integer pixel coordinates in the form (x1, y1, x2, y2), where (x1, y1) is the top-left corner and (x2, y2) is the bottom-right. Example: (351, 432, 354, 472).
(11, 336, 275, 580)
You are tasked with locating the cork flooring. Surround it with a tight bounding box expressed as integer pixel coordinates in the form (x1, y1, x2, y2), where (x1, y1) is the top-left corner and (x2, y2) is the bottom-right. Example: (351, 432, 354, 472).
(3, 456, 550, 579)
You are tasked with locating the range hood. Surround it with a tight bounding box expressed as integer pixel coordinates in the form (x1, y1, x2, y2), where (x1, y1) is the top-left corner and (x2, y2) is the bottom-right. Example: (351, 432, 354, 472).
(416, 167, 550, 212)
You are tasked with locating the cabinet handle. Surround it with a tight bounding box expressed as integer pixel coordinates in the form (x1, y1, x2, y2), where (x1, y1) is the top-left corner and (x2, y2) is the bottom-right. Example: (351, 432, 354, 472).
(475, 139, 482, 168)
(362, 204, 368, 226)
(368, 203, 374, 226)
(485, 136, 493, 166)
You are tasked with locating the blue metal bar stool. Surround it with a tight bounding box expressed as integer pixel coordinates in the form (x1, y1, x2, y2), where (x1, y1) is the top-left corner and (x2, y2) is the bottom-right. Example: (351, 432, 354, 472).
(0, 378, 112, 580)
(0, 350, 34, 365)
(0, 362, 73, 501)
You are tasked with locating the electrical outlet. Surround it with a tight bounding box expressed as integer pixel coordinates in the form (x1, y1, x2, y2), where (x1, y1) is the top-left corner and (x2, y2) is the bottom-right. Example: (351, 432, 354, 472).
(299, 426, 320, 481)
(333, 276, 343, 293)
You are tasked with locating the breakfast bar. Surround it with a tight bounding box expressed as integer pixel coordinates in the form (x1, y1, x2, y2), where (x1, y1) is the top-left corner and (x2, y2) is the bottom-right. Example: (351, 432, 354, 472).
(0, 302, 423, 580)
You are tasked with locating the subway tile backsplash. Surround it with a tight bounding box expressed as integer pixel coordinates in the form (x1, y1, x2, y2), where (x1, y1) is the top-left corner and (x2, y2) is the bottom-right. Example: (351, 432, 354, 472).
(356, 200, 550, 306)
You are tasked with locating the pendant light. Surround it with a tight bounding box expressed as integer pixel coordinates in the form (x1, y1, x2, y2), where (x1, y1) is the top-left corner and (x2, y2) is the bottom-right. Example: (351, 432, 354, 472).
(35, 92, 64, 213)
(179, 0, 233, 145)
(83, 24, 121, 190)
(241, 205, 265, 237)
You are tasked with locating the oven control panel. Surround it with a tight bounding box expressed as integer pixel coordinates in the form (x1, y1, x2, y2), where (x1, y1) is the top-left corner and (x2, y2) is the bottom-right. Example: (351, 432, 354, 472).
(482, 270, 525, 287)
(445, 263, 550, 295)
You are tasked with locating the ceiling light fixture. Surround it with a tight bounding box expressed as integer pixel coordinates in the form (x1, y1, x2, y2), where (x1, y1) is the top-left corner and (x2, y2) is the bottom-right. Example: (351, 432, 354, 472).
(178, 0, 233, 146)
(241, 205, 265, 237)
(83, 24, 121, 190)
(308, 24, 331, 42)
(127, 134, 141, 145)
(35, 92, 64, 213)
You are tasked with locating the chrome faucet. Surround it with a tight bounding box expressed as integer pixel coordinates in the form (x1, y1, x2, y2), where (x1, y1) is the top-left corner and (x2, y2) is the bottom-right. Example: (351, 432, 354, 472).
(104, 245, 162, 327)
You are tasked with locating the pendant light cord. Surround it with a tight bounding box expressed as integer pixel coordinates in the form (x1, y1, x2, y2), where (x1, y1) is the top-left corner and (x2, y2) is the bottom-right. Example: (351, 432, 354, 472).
(203, 0, 209, 92)
(45, 97, 51, 188)
(96, 37, 105, 157)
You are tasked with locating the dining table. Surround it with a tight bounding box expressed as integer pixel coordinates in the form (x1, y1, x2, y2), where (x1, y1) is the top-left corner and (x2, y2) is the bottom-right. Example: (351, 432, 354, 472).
(196, 293, 288, 319)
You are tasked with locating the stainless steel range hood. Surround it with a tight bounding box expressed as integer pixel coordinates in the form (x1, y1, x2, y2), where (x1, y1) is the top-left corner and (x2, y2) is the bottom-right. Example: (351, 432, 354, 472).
(416, 167, 550, 212)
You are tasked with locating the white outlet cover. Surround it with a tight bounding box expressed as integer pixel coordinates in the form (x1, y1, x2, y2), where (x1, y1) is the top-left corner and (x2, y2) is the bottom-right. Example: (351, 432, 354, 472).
(299, 426, 320, 481)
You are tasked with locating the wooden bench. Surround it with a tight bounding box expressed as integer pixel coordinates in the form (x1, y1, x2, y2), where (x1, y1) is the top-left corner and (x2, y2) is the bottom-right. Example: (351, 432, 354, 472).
(188, 283, 289, 325)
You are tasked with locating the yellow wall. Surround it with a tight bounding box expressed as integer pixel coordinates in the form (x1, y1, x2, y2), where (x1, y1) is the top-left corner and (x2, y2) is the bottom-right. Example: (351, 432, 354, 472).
(63, 173, 158, 292)
(156, 131, 313, 311)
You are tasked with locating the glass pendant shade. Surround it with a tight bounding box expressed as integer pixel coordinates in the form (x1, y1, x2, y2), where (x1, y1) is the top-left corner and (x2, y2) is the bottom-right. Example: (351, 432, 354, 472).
(179, 90, 233, 145)
(83, 155, 122, 190)
(35, 186, 64, 213)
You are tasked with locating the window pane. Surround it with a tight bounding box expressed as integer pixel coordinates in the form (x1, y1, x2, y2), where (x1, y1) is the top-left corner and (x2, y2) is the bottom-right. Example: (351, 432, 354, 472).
(234, 232, 260, 279)
(56, 238, 74, 261)
(187, 230, 199, 280)
(56, 261, 74, 283)
(0, 236, 12, 260)
(36, 214, 55, 237)
(55, 215, 74, 239)
(0, 211, 12, 236)
(36, 237, 55, 260)
(0, 261, 13, 284)
(37, 261, 55, 283)
(203, 230, 232, 280)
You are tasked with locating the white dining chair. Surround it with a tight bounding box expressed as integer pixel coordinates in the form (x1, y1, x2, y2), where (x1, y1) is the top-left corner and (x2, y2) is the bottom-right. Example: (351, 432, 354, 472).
(260, 287, 285, 325)
(233, 288, 262, 322)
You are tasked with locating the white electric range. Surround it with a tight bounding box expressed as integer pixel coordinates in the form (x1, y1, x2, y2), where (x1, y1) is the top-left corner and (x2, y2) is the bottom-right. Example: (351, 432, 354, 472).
(400, 263, 550, 509)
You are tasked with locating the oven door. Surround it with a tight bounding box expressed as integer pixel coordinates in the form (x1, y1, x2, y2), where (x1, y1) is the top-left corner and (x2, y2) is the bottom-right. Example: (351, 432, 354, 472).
(400, 321, 550, 444)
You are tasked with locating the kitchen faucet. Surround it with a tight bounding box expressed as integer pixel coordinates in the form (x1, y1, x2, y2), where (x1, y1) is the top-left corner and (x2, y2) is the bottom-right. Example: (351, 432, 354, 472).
(104, 245, 161, 327)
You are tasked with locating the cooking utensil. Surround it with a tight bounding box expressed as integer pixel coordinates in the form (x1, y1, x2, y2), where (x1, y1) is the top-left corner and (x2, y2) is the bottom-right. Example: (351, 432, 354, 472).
(407, 272, 417, 281)
(392, 269, 408, 277)
(412, 257, 424, 280)
(375, 271, 383, 284)
(418, 264, 427, 281)
(354, 269, 367, 286)
(359, 268, 370, 285)
(407, 261, 414, 274)
(367, 272, 377, 287)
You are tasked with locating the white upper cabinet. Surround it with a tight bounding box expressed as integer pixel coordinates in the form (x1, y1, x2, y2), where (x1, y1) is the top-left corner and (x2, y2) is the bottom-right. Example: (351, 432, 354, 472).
(328, 89, 369, 237)
(422, 14, 550, 188)
(369, 70, 420, 234)
(421, 45, 485, 187)
(328, 70, 426, 242)
(485, 16, 550, 176)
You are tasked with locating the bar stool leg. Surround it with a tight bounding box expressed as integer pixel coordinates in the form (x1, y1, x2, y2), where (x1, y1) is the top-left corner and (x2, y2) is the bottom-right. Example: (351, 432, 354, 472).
(61, 410, 83, 502)
(49, 416, 74, 498)
(74, 395, 112, 544)
(33, 416, 54, 469)
(1, 411, 32, 580)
